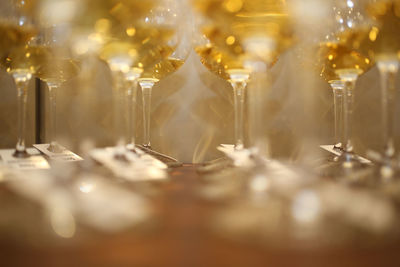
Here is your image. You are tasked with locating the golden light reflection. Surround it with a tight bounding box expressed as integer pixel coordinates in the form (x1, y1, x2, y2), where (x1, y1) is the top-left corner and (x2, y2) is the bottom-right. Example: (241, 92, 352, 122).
(249, 174, 271, 192)
(50, 207, 76, 238)
(126, 27, 136, 37)
(369, 26, 379, 41)
(291, 190, 320, 224)
(223, 0, 243, 13)
(79, 181, 95, 193)
(226, 35, 236, 45)
(95, 18, 111, 33)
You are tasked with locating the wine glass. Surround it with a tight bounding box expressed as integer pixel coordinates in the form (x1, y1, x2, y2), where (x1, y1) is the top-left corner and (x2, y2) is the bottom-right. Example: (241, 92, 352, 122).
(291, 35, 346, 170)
(99, 0, 178, 157)
(314, 39, 346, 153)
(124, 66, 142, 149)
(33, 25, 80, 153)
(364, 0, 400, 178)
(319, 1, 374, 169)
(61, 0, 178, 158)
(0, 0, 39, 158)
(194, 21, 251, 152)
(329, 80, 344, 152)
(193, 0, 295, 159)
(136, 0, 191, 163)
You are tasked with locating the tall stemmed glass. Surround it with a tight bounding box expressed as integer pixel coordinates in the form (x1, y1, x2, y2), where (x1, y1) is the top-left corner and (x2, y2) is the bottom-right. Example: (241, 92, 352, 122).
(124, 67, 142, 149)
(99, 0, 177, 156)
(320, 1, 374, 168)
(0, 0, 39, 158)
(365, 0, 400, 177)
(315, 38, 346, 152)
(296, 38, 346, 162)
(330, 80, 344, 151)
(34, 26, 80, 153)
(137, 0, 191, 156)
(64, 0, 177, 157)
(194, 28, 251, 150)
(194, 0, 294, 156)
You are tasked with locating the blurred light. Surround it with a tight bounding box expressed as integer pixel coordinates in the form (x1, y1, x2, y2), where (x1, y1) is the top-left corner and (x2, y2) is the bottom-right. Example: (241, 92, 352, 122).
(369, 26, 379, 41)
(347, 0, 354, 8)
(125, 68, 142, 81)
(148, 167, 166, 178)
(50, 208, 76, 238)
(108, 57, 132, 73)
(79, 181, 95, 194)
(249, 174, 270, 192)
(226, 36, 236, 45)
(292, 190, 320, 224)
(88, 33, 104, 43)
(40, 0, 77, 25)
(95, 19, 111, 34)
(243, 36, 276, 63)
(381, 166, 394, 179)
(223, 0, 243, 13)
(347, 20, 353, 28)
(129, 49, 138, 58)
(126, 27, 136, 37)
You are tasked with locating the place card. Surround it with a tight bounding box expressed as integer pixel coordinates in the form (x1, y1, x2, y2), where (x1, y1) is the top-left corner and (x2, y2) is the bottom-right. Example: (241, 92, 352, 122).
(90, 147, 167, 181)
(0, 148, 50, 170)
(320, 145, 371, 164)
(33, 144, 83, 162)
(217, 144, 256, 167)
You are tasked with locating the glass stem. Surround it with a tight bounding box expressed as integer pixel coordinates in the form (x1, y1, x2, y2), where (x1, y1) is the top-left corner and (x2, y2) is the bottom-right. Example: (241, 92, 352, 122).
(338, 73, 358, 162)
(112, 70, 127, 156)
(229, 71, 249, 150)
(231, 81, 246, 150)
(13, 74, 31, 158)
(247, 62, 269, 155)
(126, 79, 138, 147)
(47, 82, 61, 152)
(377, 60, 399, 161)
(139, 79, 157, 149)
(330, 81, 344, 149)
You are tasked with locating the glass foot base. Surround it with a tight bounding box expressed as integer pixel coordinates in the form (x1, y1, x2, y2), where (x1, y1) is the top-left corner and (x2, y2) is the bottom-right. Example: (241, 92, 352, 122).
(47, 143, 64, 154)
(135, 145, 182, 167)
(113, 152, 130, 163)
(13, 149, 30, 158)
(318, 159, 373, 183)
(197, 157, 232, 174)
(367, 150, 400, 180)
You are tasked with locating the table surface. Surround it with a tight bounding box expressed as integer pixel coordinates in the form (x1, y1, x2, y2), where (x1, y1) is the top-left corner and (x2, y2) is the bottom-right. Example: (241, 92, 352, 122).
(1, 164, 400, 267)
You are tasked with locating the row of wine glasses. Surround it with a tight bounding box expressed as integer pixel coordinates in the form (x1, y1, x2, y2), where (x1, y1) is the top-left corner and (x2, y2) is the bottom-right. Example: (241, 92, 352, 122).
(193, 0, 400, 246)
(191, 0, 400, 184)
(0, 0, 191, 165)
(46, 0, 191, 164)
(0, 0, 80, 158)
(1, 0, 400, 177)
(314, 0, 400, 179)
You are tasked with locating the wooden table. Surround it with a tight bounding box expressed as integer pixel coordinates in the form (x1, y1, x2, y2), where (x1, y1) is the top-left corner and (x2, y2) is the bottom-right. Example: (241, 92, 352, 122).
(0, 164, 400, 267)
